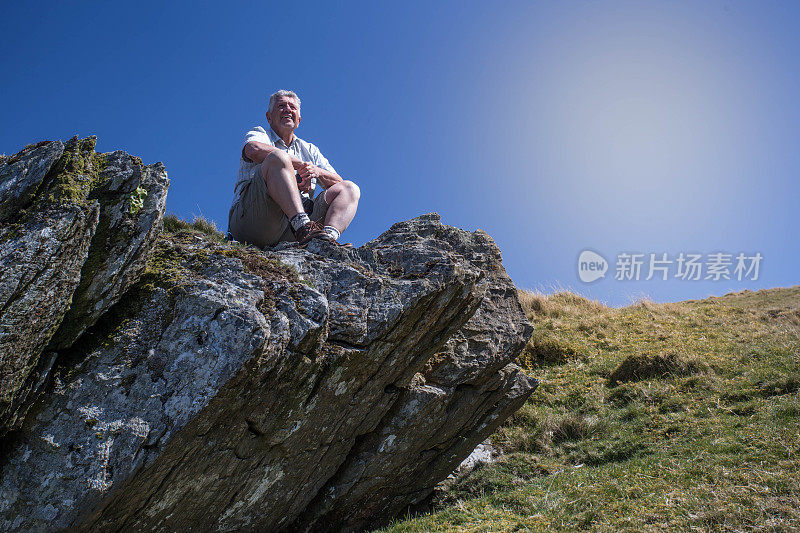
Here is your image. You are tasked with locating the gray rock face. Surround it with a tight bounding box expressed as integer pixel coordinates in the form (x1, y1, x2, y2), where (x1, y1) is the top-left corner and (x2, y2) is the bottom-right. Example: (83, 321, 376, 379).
(292, 218, 535, 531)
(0, 140, 65, 223)
(0, 137, 169, 436)
(0, 213, 535, 532)
(49, 149, 170, 349)
(0, 201, 98, 434)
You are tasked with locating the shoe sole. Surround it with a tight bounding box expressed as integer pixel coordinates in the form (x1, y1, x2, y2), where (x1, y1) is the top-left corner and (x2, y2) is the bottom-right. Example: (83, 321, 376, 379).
(297, 237, 353, 249)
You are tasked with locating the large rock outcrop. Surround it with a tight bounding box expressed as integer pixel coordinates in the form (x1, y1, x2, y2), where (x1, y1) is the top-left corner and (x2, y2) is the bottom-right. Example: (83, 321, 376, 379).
(0, 138, 535, 532)
(0, 138, 169, 436)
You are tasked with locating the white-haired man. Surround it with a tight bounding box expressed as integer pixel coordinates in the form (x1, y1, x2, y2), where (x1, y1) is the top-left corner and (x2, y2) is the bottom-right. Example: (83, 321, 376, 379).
(229, 90, 360, 248)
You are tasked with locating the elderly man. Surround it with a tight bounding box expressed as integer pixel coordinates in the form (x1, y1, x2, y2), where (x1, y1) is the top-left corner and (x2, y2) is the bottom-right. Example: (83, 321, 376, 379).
(229, 90, 360, 248)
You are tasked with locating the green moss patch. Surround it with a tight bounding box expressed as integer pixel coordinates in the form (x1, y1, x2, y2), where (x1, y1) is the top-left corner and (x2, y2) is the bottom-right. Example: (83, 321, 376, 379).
(42, 137, 97, 204)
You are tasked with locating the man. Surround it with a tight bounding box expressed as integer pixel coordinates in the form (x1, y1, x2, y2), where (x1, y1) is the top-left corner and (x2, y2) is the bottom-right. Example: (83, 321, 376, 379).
(228, 90, 360, 248)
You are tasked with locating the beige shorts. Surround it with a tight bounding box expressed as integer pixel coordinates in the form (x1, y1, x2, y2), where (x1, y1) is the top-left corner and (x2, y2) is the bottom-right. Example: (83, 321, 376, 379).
(228, 172, 329, 249)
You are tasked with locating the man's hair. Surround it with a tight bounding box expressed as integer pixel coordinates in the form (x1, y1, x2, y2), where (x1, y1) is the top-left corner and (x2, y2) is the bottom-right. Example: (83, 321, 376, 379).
(268, 90, 301, 113)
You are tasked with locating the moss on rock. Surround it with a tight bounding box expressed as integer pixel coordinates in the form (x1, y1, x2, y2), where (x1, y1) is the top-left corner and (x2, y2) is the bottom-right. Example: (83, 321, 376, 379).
(42, 136, 102, 207)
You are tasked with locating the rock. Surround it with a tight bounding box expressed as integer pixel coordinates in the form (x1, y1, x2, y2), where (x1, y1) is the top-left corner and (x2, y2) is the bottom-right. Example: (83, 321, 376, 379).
(49, 147, 169, 349)
(0, 137, 169, 436)
(0, 140, 65, 223)
(0, 201, 98, 436)
(0, 213, 535, 532)
(456, 441, 500, 474)
(291, 216, 535, 531)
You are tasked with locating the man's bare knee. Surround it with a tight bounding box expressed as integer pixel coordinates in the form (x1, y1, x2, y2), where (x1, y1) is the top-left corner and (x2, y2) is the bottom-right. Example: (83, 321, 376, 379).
(327, 180, 360, 204)
(342, 180, 360, 200)
(264, 150, 293, 171)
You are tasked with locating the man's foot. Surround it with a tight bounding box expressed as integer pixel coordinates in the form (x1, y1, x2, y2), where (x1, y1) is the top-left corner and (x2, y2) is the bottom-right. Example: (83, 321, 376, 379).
(293, 220, 326, 245)
(315, 232, 353, 248)
(317, 225, 353, 247)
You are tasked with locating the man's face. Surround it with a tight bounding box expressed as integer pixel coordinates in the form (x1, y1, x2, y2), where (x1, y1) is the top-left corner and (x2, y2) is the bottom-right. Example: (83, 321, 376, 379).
(267, 96, 301, 132)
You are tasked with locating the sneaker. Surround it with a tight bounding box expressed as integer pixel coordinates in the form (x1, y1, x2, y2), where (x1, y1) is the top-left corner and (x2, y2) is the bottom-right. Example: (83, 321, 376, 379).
(292, 220, 326, 245)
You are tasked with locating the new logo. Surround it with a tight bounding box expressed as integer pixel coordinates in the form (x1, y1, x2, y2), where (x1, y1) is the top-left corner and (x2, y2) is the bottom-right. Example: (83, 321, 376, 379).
(578, 250, 608, 283)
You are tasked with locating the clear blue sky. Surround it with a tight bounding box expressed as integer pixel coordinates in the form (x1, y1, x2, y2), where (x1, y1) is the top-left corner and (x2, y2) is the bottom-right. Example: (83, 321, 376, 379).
(2, 1, 798, 306)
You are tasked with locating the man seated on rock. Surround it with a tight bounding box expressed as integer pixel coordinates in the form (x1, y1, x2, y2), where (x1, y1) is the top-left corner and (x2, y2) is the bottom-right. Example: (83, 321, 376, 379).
(229, 90, 360, 248)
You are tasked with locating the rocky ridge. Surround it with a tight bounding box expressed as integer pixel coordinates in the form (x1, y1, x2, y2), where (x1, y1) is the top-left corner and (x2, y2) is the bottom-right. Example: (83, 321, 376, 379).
(0, 139, 535, 532)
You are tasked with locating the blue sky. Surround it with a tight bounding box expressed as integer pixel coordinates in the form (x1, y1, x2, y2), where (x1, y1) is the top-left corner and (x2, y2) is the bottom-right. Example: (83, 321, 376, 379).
(2, 1, 798, 306)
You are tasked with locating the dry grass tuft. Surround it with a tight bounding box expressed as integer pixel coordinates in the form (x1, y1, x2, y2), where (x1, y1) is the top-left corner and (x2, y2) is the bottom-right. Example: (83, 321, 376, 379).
(607, 351, 706, 387)
(163, 213, 225, 240)
(521, 336, 572, 367)
(518, 289, 606, 319)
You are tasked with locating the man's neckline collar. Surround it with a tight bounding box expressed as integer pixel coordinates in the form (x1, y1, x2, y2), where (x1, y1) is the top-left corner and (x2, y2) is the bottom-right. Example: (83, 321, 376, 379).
(267, 125, 298, 147)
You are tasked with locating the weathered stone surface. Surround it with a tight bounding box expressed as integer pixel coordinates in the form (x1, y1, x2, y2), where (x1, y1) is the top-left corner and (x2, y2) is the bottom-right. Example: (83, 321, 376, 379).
(292, 217, 535, 531)
(49, 149, 169, 349)
(0, 213, 535, 532)
(1, 139, 97, 434)
(0, 137, 169, 436)
(0, 201, 98, 435)
(0, 140, 64, 223)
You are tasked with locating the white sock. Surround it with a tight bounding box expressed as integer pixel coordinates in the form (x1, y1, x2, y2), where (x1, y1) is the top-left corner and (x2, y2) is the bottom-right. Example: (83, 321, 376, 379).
(290, 212, 311, 231)
(323, 225, 340, 241)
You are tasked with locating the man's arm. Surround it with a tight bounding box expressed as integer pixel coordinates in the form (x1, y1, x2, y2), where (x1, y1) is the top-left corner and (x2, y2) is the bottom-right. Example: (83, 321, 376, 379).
(243, 141, 305, 169)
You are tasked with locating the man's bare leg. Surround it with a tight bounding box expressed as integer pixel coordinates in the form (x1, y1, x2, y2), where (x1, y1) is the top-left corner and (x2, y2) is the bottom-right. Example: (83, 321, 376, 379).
(323, 180, 361, 234)
(261, 150, 304, 218)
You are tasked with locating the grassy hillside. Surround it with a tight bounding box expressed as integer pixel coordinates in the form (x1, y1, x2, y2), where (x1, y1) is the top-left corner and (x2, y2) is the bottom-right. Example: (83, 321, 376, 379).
(381, 287, 800, 532)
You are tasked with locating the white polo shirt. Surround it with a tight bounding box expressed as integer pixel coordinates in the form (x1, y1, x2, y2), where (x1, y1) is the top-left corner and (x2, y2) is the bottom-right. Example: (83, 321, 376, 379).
(235, 125, 336, 201)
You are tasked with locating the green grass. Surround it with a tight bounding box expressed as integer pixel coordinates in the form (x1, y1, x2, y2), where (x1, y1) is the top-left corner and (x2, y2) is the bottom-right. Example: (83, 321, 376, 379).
(380, 287, 800, 532)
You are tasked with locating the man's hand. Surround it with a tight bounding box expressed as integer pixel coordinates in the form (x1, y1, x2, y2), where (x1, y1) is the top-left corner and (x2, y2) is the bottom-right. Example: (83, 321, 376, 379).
(297, 162, 344, 189)
(297, 172, 313, 193)
(297, 162, 318, 193)
(297, 161, 321, 181)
